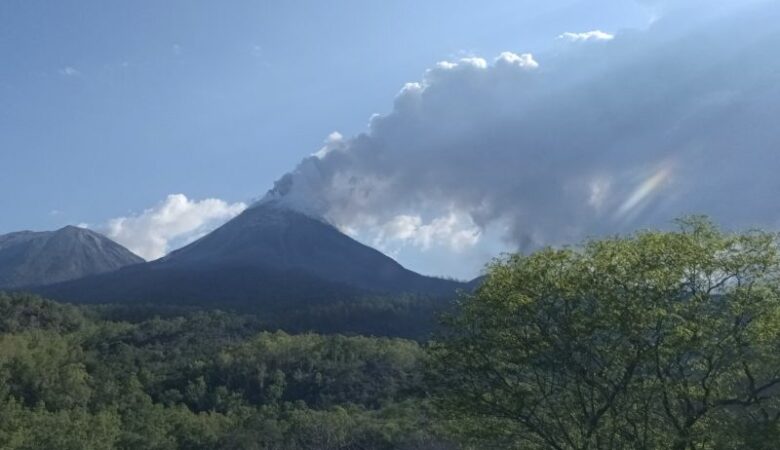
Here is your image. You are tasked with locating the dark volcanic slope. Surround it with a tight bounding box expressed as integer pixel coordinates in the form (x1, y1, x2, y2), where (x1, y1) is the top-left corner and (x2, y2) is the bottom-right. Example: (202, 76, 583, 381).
(37, 262, 363, 308)
(0, 226, 144, 288)
(38, 204, 463, 306)
(160, 202, 461, 294)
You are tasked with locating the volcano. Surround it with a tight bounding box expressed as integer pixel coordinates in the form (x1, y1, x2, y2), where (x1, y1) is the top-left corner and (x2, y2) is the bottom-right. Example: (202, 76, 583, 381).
(36, 203, 464, 306)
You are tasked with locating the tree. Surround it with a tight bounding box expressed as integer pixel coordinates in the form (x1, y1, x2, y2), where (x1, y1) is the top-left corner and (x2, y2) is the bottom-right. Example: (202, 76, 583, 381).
(429, 217, 780, 449)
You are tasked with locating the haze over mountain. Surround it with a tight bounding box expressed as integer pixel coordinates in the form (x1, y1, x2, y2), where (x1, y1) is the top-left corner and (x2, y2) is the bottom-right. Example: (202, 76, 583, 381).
(37, 203, 463, 307)
(0, 226, 143, 288)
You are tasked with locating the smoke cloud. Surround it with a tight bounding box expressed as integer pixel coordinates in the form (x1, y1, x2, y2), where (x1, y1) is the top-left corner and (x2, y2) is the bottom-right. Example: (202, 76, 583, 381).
(103, 194, 246, 260)
(260, 1, 780, 270)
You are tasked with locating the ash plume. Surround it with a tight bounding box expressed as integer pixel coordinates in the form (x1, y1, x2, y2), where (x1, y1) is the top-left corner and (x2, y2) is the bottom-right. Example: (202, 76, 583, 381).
(259, 0, 780, 259)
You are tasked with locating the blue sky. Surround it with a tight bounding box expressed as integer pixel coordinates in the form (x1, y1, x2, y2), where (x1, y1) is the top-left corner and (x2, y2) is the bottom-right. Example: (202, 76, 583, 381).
(6, 1, 775, 279)
(0, 1, 648, 225)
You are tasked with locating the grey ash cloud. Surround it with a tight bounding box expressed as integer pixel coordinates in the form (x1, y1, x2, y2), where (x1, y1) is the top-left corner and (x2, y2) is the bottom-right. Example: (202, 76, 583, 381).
(261, 0, 780, 255)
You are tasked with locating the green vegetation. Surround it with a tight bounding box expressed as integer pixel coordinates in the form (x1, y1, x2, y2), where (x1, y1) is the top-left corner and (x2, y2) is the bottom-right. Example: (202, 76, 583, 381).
(83, 292, 452, 341)
(431, 217, 780, 449)
(0, 293, 450, 449)
(3, 217, 780, 449)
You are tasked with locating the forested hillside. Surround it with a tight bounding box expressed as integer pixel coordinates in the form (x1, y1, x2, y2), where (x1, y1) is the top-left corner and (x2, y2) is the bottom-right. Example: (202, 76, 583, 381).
(0, 293, 452, 449)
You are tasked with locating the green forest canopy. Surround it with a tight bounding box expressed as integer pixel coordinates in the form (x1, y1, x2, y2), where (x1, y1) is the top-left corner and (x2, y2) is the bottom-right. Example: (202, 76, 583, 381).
(431, 217, 780, 449)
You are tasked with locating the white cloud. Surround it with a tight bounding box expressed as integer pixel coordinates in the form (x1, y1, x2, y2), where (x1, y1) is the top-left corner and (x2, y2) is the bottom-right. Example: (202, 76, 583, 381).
(58, 66, 80, 77)
(459, 57, 488, 69)
(372, 212, 481, 252)
(313, 131, 345, 159)
(435, 61, 458, 70)
(558, 30, 615, 42)
(495, 52, 539, 69)
(102, 194, 246, 260)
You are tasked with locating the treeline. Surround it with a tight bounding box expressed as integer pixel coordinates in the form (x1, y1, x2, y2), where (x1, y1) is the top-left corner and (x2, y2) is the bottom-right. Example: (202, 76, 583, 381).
(81, 292, 452, 341)
(0, 293, 453, 449)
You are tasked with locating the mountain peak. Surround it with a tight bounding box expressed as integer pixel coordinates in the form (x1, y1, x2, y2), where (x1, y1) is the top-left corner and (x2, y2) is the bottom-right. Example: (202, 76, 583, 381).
(253, 171, 330, 220)
(160, 202, 459, 294)
(58, 224, 83, 231)
(55, 225, 92, 236)
(0, 226, 143, 288)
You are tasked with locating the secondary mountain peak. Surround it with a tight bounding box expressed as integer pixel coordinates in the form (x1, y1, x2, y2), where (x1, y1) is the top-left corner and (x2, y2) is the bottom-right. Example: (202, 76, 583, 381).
(0, 226, 143, 288)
